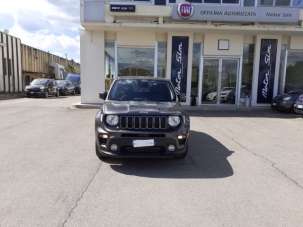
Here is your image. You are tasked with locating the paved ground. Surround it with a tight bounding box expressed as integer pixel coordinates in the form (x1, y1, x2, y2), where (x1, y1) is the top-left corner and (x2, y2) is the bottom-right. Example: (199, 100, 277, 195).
(0, 96, 303, 227)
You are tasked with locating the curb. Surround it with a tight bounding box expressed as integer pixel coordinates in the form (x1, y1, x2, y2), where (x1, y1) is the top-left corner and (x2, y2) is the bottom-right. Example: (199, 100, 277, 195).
(72, 103, 102, 109)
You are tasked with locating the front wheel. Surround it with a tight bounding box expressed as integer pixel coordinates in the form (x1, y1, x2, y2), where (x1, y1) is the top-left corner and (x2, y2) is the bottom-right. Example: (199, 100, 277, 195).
(175, 145, 188, 159)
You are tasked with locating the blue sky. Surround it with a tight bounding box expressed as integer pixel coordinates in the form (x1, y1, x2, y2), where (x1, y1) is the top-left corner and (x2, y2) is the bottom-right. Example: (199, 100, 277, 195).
(0, 0, 80, 62)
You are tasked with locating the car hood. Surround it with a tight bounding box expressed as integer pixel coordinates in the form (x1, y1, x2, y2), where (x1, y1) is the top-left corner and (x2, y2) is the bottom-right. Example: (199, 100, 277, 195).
(274, 93, 299, 102)
(102, 101, 182, 115)
(26, 85, 44, 89)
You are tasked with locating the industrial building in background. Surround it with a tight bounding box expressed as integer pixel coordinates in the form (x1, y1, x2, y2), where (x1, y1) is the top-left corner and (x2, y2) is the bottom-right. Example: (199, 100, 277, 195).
(0, 31, 80, 94)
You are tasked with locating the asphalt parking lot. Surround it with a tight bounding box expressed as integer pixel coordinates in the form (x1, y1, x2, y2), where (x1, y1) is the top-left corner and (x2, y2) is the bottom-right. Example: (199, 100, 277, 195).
(0, 96, 303, 227)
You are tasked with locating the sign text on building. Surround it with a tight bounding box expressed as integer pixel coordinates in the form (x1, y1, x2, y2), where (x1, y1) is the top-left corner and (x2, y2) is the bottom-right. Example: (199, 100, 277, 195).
(110, 4, 136, 13)
(172, 4, 300, 23)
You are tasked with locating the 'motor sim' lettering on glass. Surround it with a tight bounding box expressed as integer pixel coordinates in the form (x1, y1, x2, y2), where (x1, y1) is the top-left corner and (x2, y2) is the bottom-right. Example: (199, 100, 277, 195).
(262, 44, 271, 99)
(175, 43, 183, 95)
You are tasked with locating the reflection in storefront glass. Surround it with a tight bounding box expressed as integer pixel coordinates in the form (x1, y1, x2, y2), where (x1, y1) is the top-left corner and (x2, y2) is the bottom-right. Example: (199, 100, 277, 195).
(157, 42, 167, 78)
(241, 44, 254, 105)
(118, 47, 155, 77)
(285, 52, 303, 92)
(191, 43, 201, 105)
(221, 59, 237, 104)
(105, 41, 115, 78)
(202, 59, 219, 104)
(278, 44, 287, 94)
(105, 41, 115, 90)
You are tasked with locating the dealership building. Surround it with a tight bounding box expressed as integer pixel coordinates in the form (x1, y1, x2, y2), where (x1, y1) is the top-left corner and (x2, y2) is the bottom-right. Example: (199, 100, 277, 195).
(80, 0, 303, 107)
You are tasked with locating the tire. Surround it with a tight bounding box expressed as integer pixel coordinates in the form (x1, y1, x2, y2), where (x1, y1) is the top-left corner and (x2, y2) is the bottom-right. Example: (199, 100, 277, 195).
(44, 92, 49, 98)
(175, 145, 188, 159)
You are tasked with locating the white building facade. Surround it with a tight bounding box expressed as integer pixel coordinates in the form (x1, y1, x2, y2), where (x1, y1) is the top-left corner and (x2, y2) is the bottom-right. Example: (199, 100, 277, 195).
(80, 0, 303, 107)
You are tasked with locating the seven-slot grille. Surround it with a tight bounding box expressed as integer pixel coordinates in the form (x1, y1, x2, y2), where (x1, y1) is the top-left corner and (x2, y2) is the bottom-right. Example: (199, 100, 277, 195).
(119, 115, 168, 130)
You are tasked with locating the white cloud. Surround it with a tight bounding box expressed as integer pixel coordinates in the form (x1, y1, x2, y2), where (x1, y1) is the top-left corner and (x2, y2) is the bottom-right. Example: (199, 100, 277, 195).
(0, 0, 80, 62)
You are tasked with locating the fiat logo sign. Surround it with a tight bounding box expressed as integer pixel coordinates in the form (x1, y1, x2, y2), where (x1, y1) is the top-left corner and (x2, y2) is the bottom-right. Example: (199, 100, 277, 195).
(177, 3, 194, 19)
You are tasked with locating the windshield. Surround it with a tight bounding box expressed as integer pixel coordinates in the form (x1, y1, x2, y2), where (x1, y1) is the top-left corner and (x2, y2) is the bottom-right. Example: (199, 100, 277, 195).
(56, 80, 67, 86)
(66, 74, 80, 84)
(31, 79, 48, 86)
(108, 79, 176, 102)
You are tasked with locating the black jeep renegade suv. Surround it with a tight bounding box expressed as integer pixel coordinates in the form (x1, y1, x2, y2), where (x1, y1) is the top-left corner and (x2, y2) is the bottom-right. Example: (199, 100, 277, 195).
(95, 77, 190, 160)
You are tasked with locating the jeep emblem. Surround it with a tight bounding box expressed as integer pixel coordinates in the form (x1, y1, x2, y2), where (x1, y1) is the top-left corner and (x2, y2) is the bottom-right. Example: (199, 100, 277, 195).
(177, 3, 193, 19)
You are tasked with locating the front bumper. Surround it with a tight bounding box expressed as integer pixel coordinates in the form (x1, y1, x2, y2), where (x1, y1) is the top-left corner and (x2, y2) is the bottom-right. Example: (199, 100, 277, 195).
(26, 91, 45, 97)
(294, 104, 303, 114)
(271, 101, 294, 111)
(95, 127, 189, 158)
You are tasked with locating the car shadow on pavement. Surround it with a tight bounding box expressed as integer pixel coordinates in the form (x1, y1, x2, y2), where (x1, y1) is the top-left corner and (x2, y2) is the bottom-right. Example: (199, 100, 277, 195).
(109, 131, 234, 179)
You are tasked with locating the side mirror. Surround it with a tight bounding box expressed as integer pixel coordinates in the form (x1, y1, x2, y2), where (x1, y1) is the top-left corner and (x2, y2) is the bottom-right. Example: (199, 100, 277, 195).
(99, 92, 108, 100)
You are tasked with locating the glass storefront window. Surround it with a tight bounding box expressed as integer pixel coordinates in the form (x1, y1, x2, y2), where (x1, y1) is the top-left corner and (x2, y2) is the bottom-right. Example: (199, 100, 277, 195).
(243, 0, 255, 6)
(258, 0, 273, 5)
(275, 0, 290, 6)
(202, 59, 219, 104)
(105, 41, 115, 91)
(241, 44, 255, 104)
(278, 44, 287, 94)
(222, 0, 239, 3)
(187, 0, 203, 2)
(118, 47, 155, 77)
(204, 0, 221, 3)
(105, 41, 115, 79)
(285, 52, 303, 92)
(191, 43, 201, 105)
(157, 42, 167, 78)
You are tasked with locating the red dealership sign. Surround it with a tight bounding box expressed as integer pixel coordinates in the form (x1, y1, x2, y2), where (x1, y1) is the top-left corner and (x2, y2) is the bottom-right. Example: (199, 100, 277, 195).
(177, 3, 193, 19)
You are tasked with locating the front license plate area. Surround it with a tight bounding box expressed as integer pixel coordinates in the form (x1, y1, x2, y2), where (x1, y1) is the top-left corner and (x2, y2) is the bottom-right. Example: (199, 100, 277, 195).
(133, 139, 155, 148)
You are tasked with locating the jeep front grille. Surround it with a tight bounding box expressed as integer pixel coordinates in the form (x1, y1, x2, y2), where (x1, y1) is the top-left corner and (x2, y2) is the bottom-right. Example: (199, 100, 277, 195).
(119, 116, 168, 130)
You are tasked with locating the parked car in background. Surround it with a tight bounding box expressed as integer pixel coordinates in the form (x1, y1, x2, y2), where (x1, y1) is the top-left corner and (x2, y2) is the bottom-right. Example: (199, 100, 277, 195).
(25, 79, 59, 98)
(206, 87, 235, 103)
(272, 90, 303, 112)
(95, 77, 190, 160)
(206, 90, 217, 101)
(56, 80, 76, 96)
(294, 94, 303, 114)
(66, 73, 81, 94)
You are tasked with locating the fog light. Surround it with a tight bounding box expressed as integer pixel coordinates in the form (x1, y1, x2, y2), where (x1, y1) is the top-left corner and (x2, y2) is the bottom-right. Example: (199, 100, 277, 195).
(178, 135, 184, 140)
(168, 145, 176, 152)
(100, 134, 108, 139)
(110, 144, 118, 152)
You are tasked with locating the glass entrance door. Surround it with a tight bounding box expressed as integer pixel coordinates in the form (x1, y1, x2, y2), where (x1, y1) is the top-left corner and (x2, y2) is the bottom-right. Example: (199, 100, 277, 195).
(202, 59, 219, 104)
(201, 58, 239, 105)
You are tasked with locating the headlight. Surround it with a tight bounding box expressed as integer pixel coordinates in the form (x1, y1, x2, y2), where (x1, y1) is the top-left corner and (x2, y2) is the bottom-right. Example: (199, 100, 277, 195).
(298, 95, 303, 104)
(40, 86, 45, 90)
(283, 96, 292, 101)
(168, 116, 181, 127)
(105, 115, 119, 126)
